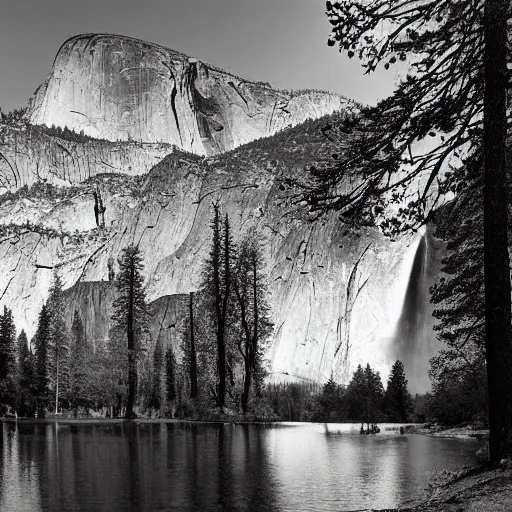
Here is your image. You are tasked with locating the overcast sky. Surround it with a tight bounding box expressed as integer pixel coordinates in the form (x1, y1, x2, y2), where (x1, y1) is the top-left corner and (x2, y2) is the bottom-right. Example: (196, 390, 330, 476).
(0, 0, 397, 112)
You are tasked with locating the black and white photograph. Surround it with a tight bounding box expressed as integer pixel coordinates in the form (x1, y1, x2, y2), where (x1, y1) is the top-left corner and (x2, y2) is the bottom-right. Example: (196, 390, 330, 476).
(0, 1, 511, 510)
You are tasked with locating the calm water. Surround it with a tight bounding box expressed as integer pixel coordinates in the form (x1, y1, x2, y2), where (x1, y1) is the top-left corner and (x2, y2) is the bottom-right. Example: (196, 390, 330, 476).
(0, 421, 480, 512)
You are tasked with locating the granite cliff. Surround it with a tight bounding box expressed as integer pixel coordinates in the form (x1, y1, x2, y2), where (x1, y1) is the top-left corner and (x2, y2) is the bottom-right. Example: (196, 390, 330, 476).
(0, 35, 441, 392)
(26, 34, 347, 155)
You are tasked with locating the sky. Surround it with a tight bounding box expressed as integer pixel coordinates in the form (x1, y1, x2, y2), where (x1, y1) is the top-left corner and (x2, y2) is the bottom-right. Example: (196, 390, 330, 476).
(0, 0, 397, 112)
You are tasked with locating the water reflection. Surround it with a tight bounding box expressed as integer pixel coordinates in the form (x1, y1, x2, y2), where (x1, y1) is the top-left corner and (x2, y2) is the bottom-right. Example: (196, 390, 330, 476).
(0, 422, 479, 512)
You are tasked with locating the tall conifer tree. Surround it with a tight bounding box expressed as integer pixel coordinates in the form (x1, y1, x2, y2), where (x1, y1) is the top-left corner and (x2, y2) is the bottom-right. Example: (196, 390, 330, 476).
(202, 206, 235, 411)
(16, 330, 34, 415)
(47, 272, 70, 414)
(33, 304, 51, 415)
(111, 245, 150, 418)
(0, 306, 16, 381)
(0, 306, 16, 405)
(385, 360, 413, 422)
(233, 237, 272, 413)
(69, 311, 89, 409)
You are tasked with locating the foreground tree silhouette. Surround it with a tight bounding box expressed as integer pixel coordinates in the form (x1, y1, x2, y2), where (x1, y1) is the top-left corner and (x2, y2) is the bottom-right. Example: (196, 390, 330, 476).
(429, 160, 488, 422)
(481, 0, 512, 463)
(112, 245, 150, 418)
(294, 0, 511, 462)
(149, 338, 164, 413)
(188, 293, 198, 399)
(69, 311, 90, 410)
(181, 292, 199, 399)
(165, 346, 177, 410)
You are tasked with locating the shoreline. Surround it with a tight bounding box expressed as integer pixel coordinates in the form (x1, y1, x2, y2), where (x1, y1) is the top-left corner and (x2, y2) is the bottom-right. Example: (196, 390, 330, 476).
(379, 463, 512, 511)
(1, 417, 489, 437)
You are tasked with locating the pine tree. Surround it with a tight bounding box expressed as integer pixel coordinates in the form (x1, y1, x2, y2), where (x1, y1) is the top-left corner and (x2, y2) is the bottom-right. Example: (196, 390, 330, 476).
(16, 330, 34, 416)
(315, 376, 344, 421)
(165, 347, 177, 404)
(111, 245, 150, 418)
(181, 292, 199, 400)
(16, 330, 29, 365)
(47, 272, 70, 414)
(233, 236, 272, 413)
(364, 364, 385, 426)
(106, 326, 128, 416)
(347, 363, 384, 426)
(0, 306, 16, 405)
(188, 292, 198, 399)
(69, 311, 89, 410)
(385, 360, 413, 422)
(429, 160, 488, 420)
(347, 364, 366, 421)
(201, 206, 235, 411)
(33, 304, 51, 415)
(0, 306, 16, 381)
(149, 338, 165, 412)
(323, 377, 337, 397)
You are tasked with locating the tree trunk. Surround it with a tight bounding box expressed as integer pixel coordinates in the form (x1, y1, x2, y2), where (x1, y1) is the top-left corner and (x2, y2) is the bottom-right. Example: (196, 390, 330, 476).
(212, 205, 226, 411)
(251, 257, 259, 397)
(54, 349, 59, 414)
(483, 0, 512, 462)
(189, 292, 198, 399)
(98, 190, 105, 228)
(242, 364, 251, 414)
(217, 326, 226, 411)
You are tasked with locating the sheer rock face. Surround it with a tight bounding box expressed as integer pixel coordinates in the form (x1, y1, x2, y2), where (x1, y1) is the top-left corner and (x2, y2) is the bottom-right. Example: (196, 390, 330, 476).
(0, 125, 174, 191)
(26, 34, 347, 155)
(0, 143, 442, 393)
(0, 35, 441, 393)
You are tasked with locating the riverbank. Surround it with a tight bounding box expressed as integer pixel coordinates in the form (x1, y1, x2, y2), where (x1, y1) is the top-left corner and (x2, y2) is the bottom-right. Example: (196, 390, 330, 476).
(377, 462, 512, 511)
(410, 423, 489, 440)
(0, 417, 490, 433)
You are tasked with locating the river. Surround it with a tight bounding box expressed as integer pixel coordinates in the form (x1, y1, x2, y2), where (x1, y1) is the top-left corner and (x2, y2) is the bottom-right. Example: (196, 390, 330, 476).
(0, 421, 480, 511)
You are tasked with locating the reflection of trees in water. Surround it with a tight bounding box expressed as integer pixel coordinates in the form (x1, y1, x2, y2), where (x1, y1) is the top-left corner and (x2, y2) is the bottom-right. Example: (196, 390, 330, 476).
(127, 424, 142, 512)
(175, 423, 280, 511)
(0, 423, 42, 511)
(217, 425, 235, 510)
(1, 423, 481, 511)
(0, 422, 276, 511)
(354, 436, 410, 507)
(244, 425, 281, 511)
(214, 424, 280, 512)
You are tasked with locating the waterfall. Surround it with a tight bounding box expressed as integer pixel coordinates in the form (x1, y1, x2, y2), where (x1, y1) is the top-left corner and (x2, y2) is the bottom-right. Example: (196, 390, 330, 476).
(390, 233, 434, 393)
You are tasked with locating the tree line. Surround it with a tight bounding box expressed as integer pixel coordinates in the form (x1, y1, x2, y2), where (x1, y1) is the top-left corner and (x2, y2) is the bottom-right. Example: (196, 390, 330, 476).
(0, 204, 272, 419)
(0, 201, 424, 423)
(312, 361, 414, 424)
